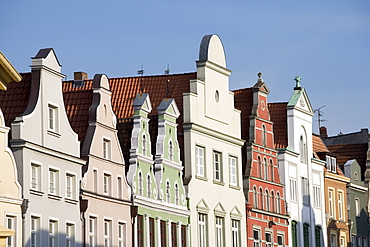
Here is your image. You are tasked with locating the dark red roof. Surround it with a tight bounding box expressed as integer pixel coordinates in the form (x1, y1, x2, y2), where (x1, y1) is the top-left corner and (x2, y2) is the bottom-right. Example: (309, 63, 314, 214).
(268, 102, 288, 149)
(233, 88, 253, 142)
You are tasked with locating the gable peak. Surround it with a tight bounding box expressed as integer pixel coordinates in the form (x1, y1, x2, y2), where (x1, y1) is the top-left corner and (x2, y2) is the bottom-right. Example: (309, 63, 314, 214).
(31, 48, 62, 73)
(133, 93, 152, 114)
(253, 72, 270, 94)
(199, 34, 226, 67)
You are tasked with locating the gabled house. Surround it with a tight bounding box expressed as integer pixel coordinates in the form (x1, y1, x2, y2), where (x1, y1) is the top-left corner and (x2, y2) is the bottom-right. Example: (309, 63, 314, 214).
(313, 134, 350, 247)
(268, 78, 326, 247)
(234, 73, 289, 247)
(4, 49, 85, 247)
(63, 74, 132, 247)
(0, 52, 22, 247)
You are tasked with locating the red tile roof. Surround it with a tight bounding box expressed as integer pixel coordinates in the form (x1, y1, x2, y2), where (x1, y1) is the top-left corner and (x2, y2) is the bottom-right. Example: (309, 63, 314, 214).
(233, 87, 253, 142)
(268, 102, 288, 149)
(312, 133, 329, 157)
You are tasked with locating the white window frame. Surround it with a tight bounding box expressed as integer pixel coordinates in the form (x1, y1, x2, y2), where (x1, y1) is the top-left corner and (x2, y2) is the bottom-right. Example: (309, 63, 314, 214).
(31, 215, 40, 247)
(338, 190, 344, 220)
(103, 173, 112, 196)
(118, 221, 126, 247)
(229, 156, 238, 186)
(355, 198, 360, 217)
(329, 189, 335, 218)
(302, 177, 309, 205)
(313, 185, 321, 207)
(215, 216, 224, 247)
(66, 222, 75, 247)
(198, 213, 207, 247)
(253, 229, 260, 247)
(49, 168, 59, 196)
(277, 234, 284, 247)
(6, 215, 16, 247)
(265, 231, 272, 247)
(290, 178, 297, 202)
(231, 219, 240, 247)
(66, 173, 75, 200)
(213, 151, 222, 182)
(196, 145, 205, 177)
(104, 219, 112, 247)
(48, 103, 59, 133)
(49, 219, 58, 247)
(103, 138, 111, 160)
(89, 216, 97, 247)
(31, 163, 41, 191)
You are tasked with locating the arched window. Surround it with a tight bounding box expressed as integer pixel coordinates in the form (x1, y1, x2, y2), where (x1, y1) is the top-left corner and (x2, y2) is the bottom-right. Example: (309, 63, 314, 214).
(142, 135, 147, 156)
(166, 181, 171, 203)
(315, 226, 321, 247)
(270, 160, 274, 181)
(258, 157, 262, 178)
(138, 172, 143, 196)
(271, 191, 275, 213)
(259, 188, 264, 210)
(147, 175, 151, 198)
(291, 221, 298, 247)
(262, 124, 267, 146)
(265, 189, 270, 211)
(299, 135, 307, 163)
(276, 192, 281, 213)
(264, 158, 268, 180)
(303, 223, 310, 247)
(175, 183, 179, 205)
(253, 187, 258, 208)
(169, 141, 174, 161)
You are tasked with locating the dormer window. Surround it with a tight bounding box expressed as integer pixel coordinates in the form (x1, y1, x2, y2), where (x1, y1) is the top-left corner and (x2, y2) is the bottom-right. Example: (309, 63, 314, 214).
(48, 104, 59, 133)
(326, 156, 337, 173)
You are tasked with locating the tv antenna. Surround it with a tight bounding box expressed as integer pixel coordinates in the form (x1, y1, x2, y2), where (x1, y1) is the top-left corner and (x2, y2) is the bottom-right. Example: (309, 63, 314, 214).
(138, 64, 144, 76)
(165, 63, 170, 75)
(314, 105, 327, 129)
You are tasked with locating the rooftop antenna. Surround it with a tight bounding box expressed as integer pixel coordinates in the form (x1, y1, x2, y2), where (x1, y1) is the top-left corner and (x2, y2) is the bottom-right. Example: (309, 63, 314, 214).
(165, 63, 170, 75)
(314, 105, 327, 130)
(138, 64, 144, 76)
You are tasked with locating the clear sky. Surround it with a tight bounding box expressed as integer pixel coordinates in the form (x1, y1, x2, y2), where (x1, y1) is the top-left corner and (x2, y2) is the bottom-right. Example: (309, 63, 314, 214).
(1, 1, 369, 137)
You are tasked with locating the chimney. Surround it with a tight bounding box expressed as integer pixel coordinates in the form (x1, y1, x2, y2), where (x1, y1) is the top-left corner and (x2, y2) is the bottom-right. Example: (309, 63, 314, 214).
(74, 72, 88, 87)
(320, 126, 328, 139)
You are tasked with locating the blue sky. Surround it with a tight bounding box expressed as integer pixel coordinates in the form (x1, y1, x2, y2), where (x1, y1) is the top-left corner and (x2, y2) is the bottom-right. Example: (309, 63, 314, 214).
(1, 1, 370, 136)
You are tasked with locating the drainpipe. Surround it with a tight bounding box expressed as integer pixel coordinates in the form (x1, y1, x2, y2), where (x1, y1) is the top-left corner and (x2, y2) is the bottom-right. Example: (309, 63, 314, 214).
(80, 198, 88, 247)
(131, 205, 138, 247)
(21, 199, 29, 247)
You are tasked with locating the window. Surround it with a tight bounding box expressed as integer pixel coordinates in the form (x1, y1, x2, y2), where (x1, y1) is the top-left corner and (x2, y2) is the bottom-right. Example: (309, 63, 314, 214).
(330, 234, 336, 247)
(271, 191, 275, 212)
(147, 175, 152, 198)
(262, 124, 266, 146)
(299, 135, 307, 163)
(260, 188, 264, 210)
(160, 220, 166, 247)
(277, 234, 284, 247)
(253, 229, 260, 247)
(352, 235, 356, 247)
(93, 169, 98, 193)
(138, 172, 143, 196)
(302, 177, 309, 205)
(215, 217, 224, 247)
(171, 222, 177, 247)
(357, 236, 361, 247)
(31, 163, 41, 191)
(291, 221, 298, 247)
(340, 236, 345, 247)
(326, 156, 332, 172)
(66, 174, 75, 200)
(175, 183, 180, 205)
(270, 160, 274, 181)
(253, 187, 258, 208)
(355, 198, 360, 217)
(276, 192, 281, 213)
(142, 135, 147, 156)
(48, 104, 59, 132)
(290, 179, 297, 201)
(364, 237, 367, 247)
(49, 169, 59, 195)
(315, 226, 321, 247)
(31, 216, 40, 247)
(231, 220, 240, 247)
(118, 177, 122, 199)
(103, 139, 111, 160)
(104, 220, 111, 247)
(264, 158, 268, 180)
(169, 141, 174, 161)
(66, 223, 74, 247)
(265, 190, 270, 211)
(338, 191, 344, 220)
(258, 157, 262, 178)
(303, 223, 309, 247)
(331, 157, 337, 173)
(118, 222, 126, 247)
(49, 220, 58, 247)
(6, 215, 16, 247)
(213, 151, 222, 181)
(149, 218, 155, 247)
(229, 156, 237, 186)
(313, 185, 321, 207)
(329, 189, 334, 218)
(89, 217, 96, 247)
(166, 181, 171, 203)
(265, 232, 272, 247)
(181, 225, 187, 247)
(196, 146, 205, 177)
(104, 174, 111, 196)
(198, 214, 207, 247)
(137, 216, 144, 247)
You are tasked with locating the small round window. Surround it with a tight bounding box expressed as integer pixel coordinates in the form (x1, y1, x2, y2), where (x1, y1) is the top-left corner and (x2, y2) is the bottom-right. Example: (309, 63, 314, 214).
(215, 90, 220, 102)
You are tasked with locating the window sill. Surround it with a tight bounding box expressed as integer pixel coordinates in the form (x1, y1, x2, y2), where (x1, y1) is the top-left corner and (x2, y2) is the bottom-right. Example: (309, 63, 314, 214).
(30, 189, 44, 197)
(47, 130, 61, 138)
(213, 180, 225, 186)
(195, 175, 208, 181)
(65, 198, 78, 205)
(229, 184, 240, 190)
(48, 194, 62, 201)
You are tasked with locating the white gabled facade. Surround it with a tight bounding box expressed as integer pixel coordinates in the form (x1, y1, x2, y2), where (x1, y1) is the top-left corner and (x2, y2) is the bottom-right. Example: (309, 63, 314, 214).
(277, 79, 326, 247)
(183, 34, 246, 247)
(10, 49, 85, 247)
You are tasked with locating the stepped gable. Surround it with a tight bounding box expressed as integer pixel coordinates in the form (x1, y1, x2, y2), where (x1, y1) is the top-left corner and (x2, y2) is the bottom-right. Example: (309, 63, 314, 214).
(268, 102, 288, 149)
(0, 73, 32, 128)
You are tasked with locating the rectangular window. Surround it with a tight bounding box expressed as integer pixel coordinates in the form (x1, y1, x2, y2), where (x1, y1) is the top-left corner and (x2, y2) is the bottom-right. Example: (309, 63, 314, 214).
(89, 217, 96, 247)
(49, 220, 58, 247)
(160, 220, 167, 247)
(66, 174, 75, 199)
(340, 236, 345, 247)
(118, 177, 122, 199)
(198, 214, 207, 247)
(215, 217, 224, 247)
(104, 174, 111, 196)
(231, 220, 240, 247)
(31, 163, 41, 191)
(265, 232, 272, 247)
(6, 215, 16, 247)
(331, 157, 337, 173)
(357, 236, 362, 247)
(313, 185, 321, 207)
(213, 151, 222, 182)
(93, 169, 98, 193)
(326, 156, 332, 172)
(137, 216, 143, 247)
(277, 234, 284, 247)
(352, 235, 356, 247)
(331, 234, 336, 247)
(149, 218, 155, 247)
(104, 220, 111, 247)
(302, 177, 309, 205)
(66, 223, 75, 247)
(196, 146, 205, 177)
(48, 104, 59, 132)
(364, 237, 367, 247)
(229, 156, 238, 186)
(290, 179, 297, 201)
(31, 216, 40, 247)
(338, 191, 344, 220)
(171, 222, 177, 247)
(253, 229, 260, 247)
(181, 225, 186, 247)
(118, 222, 126, 247)
(329, 189, 334, 218)
(355, 198, 360, 217)
(103, 139, 111, 160)
(49, 169, 59, 195)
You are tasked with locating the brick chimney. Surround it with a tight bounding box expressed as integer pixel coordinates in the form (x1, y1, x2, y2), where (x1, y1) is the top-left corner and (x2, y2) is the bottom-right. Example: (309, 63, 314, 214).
(320, 126, 328, 139)
(74, 72, 88, 81)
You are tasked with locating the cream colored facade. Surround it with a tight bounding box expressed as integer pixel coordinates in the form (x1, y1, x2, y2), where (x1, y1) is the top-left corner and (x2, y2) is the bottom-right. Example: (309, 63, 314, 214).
(183, 35, 246, 247)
